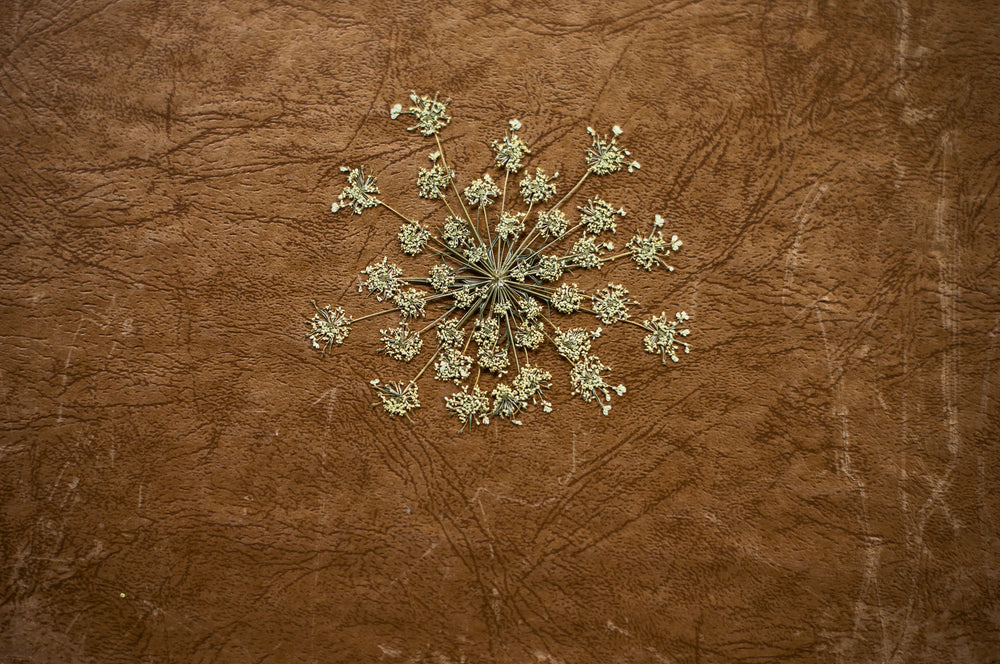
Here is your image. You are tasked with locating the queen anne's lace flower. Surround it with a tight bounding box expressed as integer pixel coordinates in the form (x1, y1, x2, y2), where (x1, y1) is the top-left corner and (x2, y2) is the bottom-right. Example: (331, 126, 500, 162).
(578, 196, 625, 234)
(592, 284, 634, 324)
(379, 322, 422, 361)
(554, 327, 600, 362)
(417, 157, 451, 199)
(445, 386, 491, 430)
(309, 94, 692, 429)
(395, 92, 451, 136)
(361, 258, 403, 301)
(331, 166, 379, 214)
(464, 174, 500, 208)
(585, 126, 639, 175)
(370, 379, 420, 419)
(496, 211, 525, 241)
(429, 263, 456, 292)
(435, 347, 473, 383)
(492, 132, 530, 173)
(551, 283, 585, 314)
(569, 355, 625, 415)
(520, 168, 557, 205)
(307, 304, 352, 353)
(393, 288, 426, 319)
(535, 209, 568, 238)
(569, 235, 611, 270)
(398, 219, 430, 255)
(643, 311, 691, 364)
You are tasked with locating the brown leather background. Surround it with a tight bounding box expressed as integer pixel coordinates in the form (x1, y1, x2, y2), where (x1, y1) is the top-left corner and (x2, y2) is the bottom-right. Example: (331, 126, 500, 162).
(2, 0, 999, 662)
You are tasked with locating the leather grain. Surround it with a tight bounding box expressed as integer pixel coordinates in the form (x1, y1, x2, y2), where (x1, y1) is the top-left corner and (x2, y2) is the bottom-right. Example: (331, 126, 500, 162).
(2, 0, 999, 662)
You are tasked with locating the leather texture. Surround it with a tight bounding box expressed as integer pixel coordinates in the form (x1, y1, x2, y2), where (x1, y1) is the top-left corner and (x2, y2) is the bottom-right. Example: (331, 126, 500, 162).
(2, 0, 998, 662)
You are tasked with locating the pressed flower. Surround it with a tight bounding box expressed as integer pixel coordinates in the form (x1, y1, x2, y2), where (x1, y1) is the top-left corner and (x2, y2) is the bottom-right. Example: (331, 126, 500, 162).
(393, 288, 426, 319)
(398, 219, 431, 255)
(585, 126, 637, 176)
(553, 327, 600, 362)
(643, 311, 691, 364)
(379, 321, 422, 362)
(417, 158, 451, 200)
(519, 167, 558, 205)
(535, 209, 569, 238)
(308, 92, 692, 428)
(551, 283, 585, 314)
(370, 379, 420, 419)
(492, 131, 530, 173)
(395, 92, 451, 136)
(307, 304, 352, 352)
(592, 284, 634, 324)
(331, 166, 379, 214)
(464, 174, 500, 208)
(578, 196, 625, 234)
(445, 385, 491, 430)
(496, 210, 526, 241)
(361, 258, 403, 301)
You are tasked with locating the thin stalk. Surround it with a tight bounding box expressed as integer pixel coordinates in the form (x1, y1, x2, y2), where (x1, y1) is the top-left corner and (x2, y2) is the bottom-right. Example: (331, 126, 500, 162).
(378, 200, 414, 224)
(551, 171, 589, 212)
(418, 306, 458, 335)
(435, 134, 475, 225)
(353, 306, 401, 323)
(411, 345, 443, 383)
(500, 170, 509, 216)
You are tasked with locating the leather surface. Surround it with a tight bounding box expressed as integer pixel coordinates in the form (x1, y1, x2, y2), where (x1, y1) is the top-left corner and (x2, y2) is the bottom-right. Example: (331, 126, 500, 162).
(2, 0, 999, 662)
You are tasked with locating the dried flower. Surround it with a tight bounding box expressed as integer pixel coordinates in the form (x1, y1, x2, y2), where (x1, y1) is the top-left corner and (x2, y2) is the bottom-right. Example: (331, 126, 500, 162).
(569, 354, 618, 408)
(307, 92, 692, 428)
(442, 216, 472, 248)
(491, 382, 528, 424)
(370, 379, 420, 419)
(512, 364, 552, 404)
(592, 284, 635, 324)
(626, 218, 682, 271)
(395, 92, 451, 136)
(578, 196, 625, 234)
(361, 258, 403, 301)
(496, 211, 526, 241)
(553, 327, 600, 362)
(445, 385, 491, 430)
(492, 131, 531, 173)
(380, 321, 422, 361)
(435, 347, 473, 383)
(513, 319, 544, 350)
(464, 174, 500, 208)
(551, 283, 585, 314)
(307, 304, 352, 352)
(331, 166, 379, 214)
(398, 219, 431, 255)
(585, 126, 638, 176)
(417, 157, 452, 199)
(643, 311, 691, 364)
(436, 318, 465, 348)
(568, 235, 611, 269)
(393, 288, 426, 319)
(520, 168, 558, 205)
(429, 263, 456, 292)
(535, 255, 565, 282)
(535, 209, 569, 238)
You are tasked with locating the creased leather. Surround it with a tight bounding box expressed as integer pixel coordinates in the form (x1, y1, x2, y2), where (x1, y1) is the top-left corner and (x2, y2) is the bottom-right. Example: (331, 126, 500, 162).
(2, 0, 999, 662)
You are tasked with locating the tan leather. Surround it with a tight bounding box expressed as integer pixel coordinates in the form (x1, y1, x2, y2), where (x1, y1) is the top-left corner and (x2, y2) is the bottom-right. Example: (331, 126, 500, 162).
(2, 0, 998, 661)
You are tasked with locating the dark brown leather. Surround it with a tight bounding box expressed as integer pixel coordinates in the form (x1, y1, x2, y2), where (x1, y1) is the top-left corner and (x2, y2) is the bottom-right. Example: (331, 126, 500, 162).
(2, 0, 998, 661)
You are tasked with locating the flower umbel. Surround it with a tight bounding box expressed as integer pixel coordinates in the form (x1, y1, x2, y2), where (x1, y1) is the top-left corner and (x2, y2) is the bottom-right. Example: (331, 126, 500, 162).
(643, 311, 691, 364)
(331, 166, 379, 214)
(393, 92, 451, 136)
(307, 92, 693, 429)
(307, 303, 352, 353)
